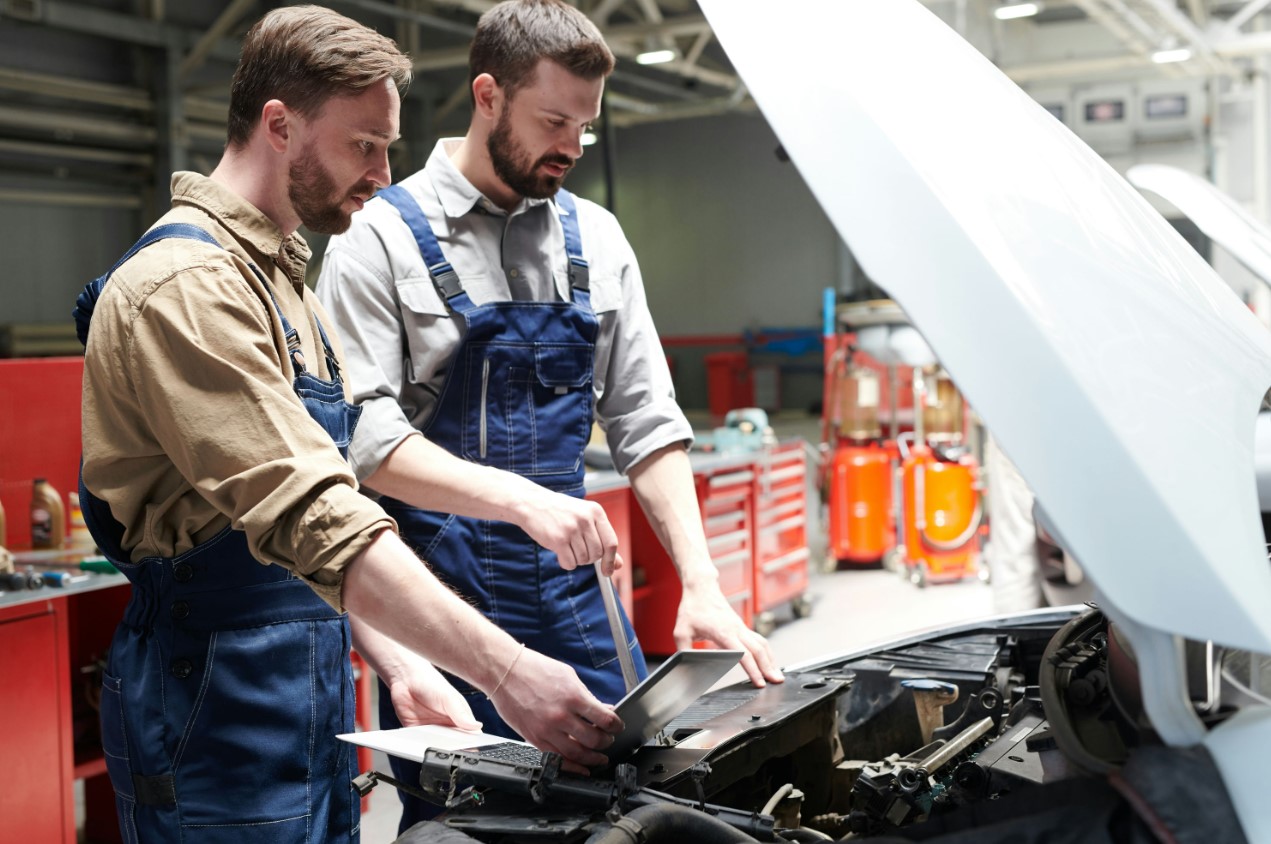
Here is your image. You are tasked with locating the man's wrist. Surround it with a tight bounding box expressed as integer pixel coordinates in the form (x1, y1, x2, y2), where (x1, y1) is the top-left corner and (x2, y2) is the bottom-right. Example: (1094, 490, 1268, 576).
(679, 561, 720, 592)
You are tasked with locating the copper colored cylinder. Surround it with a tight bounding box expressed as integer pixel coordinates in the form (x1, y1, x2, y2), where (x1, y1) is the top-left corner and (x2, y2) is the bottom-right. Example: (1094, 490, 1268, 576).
(921, 371, 963, 442)
(837, 364, 882, 442)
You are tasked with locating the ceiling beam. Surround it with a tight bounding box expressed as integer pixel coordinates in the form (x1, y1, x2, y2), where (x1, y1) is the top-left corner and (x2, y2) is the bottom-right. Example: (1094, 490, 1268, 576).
(1185, 0, 1207, 26)
(590, 0, 630, 27)
(326, 0, 477, 37)
(179, 0, 255, 80)
(1135, 0, 1241, 75)
(1225, 0, 1271, 32)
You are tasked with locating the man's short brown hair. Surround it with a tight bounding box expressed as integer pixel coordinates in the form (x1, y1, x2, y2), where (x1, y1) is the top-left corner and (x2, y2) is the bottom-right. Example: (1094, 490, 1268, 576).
(227, 5, 412, 148)
(470, 0, 615, 101)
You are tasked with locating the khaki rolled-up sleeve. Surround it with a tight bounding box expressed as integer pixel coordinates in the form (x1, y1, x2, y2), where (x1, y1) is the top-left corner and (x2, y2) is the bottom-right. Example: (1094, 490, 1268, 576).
(127, 258, 394, 610)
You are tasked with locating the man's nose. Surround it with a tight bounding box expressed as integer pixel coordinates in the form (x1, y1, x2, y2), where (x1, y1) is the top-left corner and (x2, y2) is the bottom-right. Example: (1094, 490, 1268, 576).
(368, 147, 391, 189)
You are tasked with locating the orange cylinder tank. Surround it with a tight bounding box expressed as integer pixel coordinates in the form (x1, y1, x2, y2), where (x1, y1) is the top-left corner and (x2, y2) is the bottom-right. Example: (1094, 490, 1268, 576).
(828, 443, 894, 564)
(900, 444, 980, 586)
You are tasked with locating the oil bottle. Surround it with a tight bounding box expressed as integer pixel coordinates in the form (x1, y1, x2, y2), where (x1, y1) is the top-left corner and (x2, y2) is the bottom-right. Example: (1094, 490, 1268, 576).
(31, 478, 65, 550)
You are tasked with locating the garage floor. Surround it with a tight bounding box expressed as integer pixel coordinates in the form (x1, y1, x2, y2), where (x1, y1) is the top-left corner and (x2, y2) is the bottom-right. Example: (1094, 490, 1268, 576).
(358, 559, 996, 842)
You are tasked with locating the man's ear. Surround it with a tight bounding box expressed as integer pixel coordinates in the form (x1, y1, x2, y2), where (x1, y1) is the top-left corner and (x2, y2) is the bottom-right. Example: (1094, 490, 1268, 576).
(472, 73, 502, 121)
(260, 99, 292, 153)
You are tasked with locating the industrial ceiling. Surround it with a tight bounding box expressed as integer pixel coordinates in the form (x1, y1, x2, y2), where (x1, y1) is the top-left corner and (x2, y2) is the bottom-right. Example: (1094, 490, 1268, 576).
(3, 0, 1271, 212)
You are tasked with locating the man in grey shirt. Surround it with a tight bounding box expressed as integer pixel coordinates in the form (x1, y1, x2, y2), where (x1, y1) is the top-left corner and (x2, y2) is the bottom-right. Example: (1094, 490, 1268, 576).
(317, 0, 781, 830)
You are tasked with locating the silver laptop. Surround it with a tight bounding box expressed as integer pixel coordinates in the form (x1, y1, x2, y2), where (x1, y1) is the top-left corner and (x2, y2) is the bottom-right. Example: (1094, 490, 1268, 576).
(600, 648, 743, 763)
(341, 650, 743, 771)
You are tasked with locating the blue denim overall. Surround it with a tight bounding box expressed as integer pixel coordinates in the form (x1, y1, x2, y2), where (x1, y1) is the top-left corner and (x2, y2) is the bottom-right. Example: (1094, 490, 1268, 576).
(76, 225, 363, 844)
(374, 185, 648, 829)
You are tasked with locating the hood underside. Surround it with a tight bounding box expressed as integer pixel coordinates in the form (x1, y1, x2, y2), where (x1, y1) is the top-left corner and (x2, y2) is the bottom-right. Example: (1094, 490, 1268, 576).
(702, 0, 1271, 653)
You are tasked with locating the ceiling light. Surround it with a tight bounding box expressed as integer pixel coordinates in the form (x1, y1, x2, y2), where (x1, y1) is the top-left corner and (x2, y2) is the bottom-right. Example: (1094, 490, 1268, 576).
(994, 2, 1042, 19)
(581, 132, 598, 147)
(636, 49, 676, 65)
(1151, 47, 1192, 63)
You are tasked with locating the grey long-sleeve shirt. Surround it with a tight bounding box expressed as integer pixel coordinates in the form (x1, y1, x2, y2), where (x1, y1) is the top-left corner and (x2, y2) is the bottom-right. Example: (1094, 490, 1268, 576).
(316, 139, 692, 483)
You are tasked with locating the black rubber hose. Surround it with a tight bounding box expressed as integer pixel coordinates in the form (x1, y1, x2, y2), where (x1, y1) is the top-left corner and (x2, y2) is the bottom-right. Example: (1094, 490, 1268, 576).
(585, 804, 761, 844)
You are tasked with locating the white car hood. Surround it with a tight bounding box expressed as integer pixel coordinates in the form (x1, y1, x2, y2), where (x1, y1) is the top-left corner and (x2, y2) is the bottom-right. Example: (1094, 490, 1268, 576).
(1127, 163, 1271, 289)
(702, 0, 1271, 653)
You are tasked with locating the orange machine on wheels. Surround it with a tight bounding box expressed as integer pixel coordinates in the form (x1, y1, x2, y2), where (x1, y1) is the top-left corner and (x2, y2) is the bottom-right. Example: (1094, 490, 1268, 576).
(825, 350, 895, 566)
(822, 294, 911, 568)
(896, 367, 982, 587)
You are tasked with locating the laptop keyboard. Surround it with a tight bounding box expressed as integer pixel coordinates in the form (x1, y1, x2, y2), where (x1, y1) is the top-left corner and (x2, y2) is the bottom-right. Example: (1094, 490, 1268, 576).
(472, 742, 545, 767)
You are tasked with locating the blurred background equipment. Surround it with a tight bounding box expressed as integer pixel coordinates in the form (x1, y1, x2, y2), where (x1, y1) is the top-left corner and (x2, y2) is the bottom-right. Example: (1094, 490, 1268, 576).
(822, 294, 983, 587)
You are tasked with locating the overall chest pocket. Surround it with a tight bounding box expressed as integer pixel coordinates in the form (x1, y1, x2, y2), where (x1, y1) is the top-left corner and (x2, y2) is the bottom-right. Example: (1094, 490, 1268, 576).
(461, 341, 594, 477)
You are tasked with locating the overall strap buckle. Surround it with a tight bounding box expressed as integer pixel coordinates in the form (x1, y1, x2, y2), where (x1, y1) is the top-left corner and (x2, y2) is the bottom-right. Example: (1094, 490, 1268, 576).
(377, 184, 466, 302)
(555, 190, 590, 293)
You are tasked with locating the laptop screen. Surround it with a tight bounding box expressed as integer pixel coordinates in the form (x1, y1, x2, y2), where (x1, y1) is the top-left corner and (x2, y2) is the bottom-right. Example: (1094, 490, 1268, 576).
(337, 649, 743, 767)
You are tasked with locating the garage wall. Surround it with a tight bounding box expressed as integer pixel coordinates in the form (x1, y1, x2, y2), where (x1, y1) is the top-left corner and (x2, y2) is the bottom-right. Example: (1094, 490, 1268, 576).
(563, 113, 844, 412)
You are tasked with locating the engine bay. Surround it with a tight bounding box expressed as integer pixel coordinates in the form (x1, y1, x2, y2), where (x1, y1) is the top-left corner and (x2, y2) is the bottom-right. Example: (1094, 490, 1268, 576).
(378, 607, 1252, 843)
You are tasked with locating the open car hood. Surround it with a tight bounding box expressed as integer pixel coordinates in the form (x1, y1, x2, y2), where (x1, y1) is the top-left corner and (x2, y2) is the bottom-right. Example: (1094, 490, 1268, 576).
(1127, 163, 1271, 291)
(702, 0, 1271, 653)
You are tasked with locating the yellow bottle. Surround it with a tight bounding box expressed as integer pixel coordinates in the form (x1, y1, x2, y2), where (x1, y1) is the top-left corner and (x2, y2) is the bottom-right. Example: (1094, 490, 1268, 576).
(31, 478, 65, 550)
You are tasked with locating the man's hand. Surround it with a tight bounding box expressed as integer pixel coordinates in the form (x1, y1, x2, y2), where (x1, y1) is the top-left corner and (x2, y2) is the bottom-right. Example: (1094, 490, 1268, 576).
(488, 647, 623, 770)
(515, 488, 622, 575)
(387, 656, 482, 730)
(366, 435, 622, 575)
(674, 580, 785, 688)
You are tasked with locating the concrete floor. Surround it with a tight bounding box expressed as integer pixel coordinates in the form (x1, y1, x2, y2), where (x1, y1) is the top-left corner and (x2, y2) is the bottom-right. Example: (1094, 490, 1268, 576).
(357, 563, 995, 843)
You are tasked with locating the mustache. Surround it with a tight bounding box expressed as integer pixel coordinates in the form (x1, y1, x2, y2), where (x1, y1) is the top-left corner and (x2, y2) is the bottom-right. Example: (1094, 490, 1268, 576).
(349, 182, 378, 198)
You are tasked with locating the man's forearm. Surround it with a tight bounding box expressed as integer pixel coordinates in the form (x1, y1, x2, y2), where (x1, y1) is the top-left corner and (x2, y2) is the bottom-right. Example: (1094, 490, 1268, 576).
(627, 443, 719, 587)
(365, 434, 536, 524)
(365, 433, 621, 573)
(342, 528, 516, 693)
(348, 612, 421, 688)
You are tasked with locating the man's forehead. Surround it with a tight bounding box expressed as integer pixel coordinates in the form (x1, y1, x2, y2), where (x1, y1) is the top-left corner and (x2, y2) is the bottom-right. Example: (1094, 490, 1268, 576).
(517, 61, 604, 118)
(317, 80, 400, 132)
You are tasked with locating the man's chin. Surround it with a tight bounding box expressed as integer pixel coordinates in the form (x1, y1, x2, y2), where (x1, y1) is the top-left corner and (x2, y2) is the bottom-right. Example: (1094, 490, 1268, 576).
(300, 211, 353, 235)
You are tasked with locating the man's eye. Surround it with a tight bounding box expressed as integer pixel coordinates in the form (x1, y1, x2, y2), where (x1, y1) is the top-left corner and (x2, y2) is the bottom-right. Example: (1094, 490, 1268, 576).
(359, 140, 374, 153)
(548, 120, 565, 128)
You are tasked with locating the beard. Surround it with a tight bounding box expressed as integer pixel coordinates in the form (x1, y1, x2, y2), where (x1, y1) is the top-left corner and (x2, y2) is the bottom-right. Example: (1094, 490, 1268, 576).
(288, 144, 372, 235)
(487, 106, 574, 200)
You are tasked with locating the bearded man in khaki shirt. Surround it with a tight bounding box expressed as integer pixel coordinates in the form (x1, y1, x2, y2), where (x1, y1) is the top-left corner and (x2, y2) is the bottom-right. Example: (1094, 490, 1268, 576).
(77, 7, 619, 842)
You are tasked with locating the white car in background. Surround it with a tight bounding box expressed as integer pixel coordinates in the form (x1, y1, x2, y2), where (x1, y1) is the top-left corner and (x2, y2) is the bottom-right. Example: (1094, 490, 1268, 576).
(388, 3, 1271, 841)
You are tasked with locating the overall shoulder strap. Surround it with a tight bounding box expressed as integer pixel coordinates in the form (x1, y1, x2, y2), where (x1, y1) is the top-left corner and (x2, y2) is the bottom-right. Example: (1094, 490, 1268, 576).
(74, 223, 222, 347)
(554, 189, 590, 293)
(376, 184, 464, 301)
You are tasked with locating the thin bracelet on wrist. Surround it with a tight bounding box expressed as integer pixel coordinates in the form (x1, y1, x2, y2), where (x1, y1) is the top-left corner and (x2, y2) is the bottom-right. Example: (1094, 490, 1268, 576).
(488, 642, 525, 699)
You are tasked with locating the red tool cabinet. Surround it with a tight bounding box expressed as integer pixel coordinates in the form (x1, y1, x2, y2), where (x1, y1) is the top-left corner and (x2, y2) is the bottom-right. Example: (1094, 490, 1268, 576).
(699, 464, 758, 632)
(751, 443, 812, 634)
(630, 456, 759, 657)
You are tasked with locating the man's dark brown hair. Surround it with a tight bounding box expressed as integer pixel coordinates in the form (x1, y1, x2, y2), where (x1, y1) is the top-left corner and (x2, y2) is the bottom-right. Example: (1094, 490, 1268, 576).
(227, 5, 412, 148)
(470, 0, 615, 101)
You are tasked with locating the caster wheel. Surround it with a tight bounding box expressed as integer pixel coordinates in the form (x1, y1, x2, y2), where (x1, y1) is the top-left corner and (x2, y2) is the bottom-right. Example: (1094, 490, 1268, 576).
(909, 567, 928, 589)
(754, 611, 777, 637)
(882, 547, 903, 573)
(791, 594, 813, 619)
